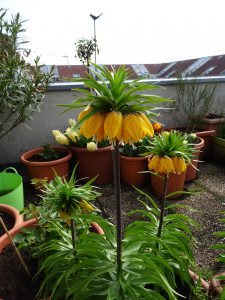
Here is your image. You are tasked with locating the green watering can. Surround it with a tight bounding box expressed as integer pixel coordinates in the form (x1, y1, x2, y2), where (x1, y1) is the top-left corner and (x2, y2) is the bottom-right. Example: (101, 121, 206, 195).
(0, 167, 24, 211)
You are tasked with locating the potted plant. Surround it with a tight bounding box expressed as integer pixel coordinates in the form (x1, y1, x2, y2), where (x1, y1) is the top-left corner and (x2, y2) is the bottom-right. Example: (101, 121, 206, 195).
(199, 111, 225, 133)
(52, 119, 113, 185)
(183, 133, 205, 182)
(165, 76, 217, 160)
(0, 203, 23, 252)
(119, 135, 152, 187)
(147, 130, 195, 199)
(211, 123, 225, 165)
(20, 144, 72, 182)
(0, 9, 53, 142)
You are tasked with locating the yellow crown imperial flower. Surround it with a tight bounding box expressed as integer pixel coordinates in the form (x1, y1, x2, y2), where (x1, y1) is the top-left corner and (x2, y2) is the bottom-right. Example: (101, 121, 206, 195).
(149, 155, 175, 174)
(80, 112, 105, 139)
(78, 106, 93, 122)
(138, 113, 154, 137)
(59, 210, 71, 225)
(172, 157, 187, 174)
(104, 111, 123, 139)
(87, 141, 97, 152)
(122, 113, 147, 143)
(79, 200, 94, 212)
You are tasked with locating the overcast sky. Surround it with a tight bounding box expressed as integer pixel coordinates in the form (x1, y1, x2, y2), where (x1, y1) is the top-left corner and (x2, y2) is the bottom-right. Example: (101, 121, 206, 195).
(2, 0, 225, 65)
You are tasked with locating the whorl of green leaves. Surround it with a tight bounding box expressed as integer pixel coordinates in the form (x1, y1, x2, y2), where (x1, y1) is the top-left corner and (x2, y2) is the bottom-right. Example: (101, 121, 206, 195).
(146, 130, 195, 161)
(40, 165, 101, 216)
(59, 63, 171, 122)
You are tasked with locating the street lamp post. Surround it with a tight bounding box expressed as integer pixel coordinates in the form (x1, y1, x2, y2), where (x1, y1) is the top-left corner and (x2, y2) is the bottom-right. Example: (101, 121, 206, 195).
(90, 13, 102, 65)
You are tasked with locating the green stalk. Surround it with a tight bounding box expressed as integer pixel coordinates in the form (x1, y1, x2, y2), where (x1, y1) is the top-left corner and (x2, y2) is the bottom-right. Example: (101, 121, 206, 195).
(113, 141, 122, 277)
(157, 174, 169, 238)
(71, 219, 76, 251)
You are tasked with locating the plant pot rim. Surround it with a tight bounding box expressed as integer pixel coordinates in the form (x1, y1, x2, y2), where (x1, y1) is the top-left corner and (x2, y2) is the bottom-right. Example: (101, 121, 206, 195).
(195, 136, 205, 150)
(203, 117, 225, 124)
(20, 146, 72, 167)
(70, 145, 113, 153)
(0, 204, 24, 253)
(120, 154, 149, 161)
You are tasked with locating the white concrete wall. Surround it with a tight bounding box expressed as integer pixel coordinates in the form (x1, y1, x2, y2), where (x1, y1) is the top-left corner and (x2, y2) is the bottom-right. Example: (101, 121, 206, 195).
(1, 81, 225, 163)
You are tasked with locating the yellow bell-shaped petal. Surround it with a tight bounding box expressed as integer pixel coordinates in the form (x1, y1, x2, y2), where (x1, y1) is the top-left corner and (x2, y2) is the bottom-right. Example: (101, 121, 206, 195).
(172, 157, 187, 174)
(157, 157, 175, 174)
(104, 111, 123, 139)
(148, 155, 160, 172)
(78, 106, 93, 122)
(122, 113, 146, 143)
(79, 200, 94, 212)
(80, 112, 104, 138)
(121, 115, 131, 143)
(138, 113, 154, 137)
(95, 113, 106, 141)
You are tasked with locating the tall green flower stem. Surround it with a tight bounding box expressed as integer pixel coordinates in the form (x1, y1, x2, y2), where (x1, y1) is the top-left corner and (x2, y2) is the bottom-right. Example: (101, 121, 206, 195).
(157, 174, 169, 238)
(112, 141, 122, 277)
(71, 219, 76, 251)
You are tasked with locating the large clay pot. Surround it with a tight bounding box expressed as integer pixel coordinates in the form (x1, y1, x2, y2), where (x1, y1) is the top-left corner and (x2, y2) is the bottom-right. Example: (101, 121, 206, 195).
(185, 137, 204, 182)
(195, 129, 215, 160)
(0, 204, 23, 253)
(120, 155, 149, 187)
(70, 146, 113, 185)
(150, 172, 186, 199)
(200, 117, 225, 134)
(211, 136, 225, 165)
(20, 146, 72, 182)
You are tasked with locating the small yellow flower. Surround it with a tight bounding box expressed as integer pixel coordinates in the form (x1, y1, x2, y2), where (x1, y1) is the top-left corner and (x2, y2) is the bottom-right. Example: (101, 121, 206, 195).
(79, 200, 94, 212)
(148, 155, 160, 171)
(52, 130, 69, 145)
(104, 111, 123, 139)
(87, 141, 97, 152)
(66, 127, 78, 143)
(69, 119, 76, 127)
(153, 122, 162, 133)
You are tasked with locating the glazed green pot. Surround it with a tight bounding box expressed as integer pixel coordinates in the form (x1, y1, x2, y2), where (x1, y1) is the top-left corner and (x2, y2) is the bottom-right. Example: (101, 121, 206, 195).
(211, 136, 225, 164)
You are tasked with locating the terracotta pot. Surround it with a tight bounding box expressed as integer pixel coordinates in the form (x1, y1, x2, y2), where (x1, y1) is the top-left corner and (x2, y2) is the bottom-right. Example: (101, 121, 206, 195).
(120, 154, 149, 187)
(185, 137, 204, 182)
(195, 129, 215, 160)
(150, 172, 186, 199)
(70, 146, 113, 185)
(211, 136, 225, 165)
(200, 117, 225, 134)
(0, 204, 24, 253)
(20, 146, 72, 182)
(208, 271, 225, 296)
